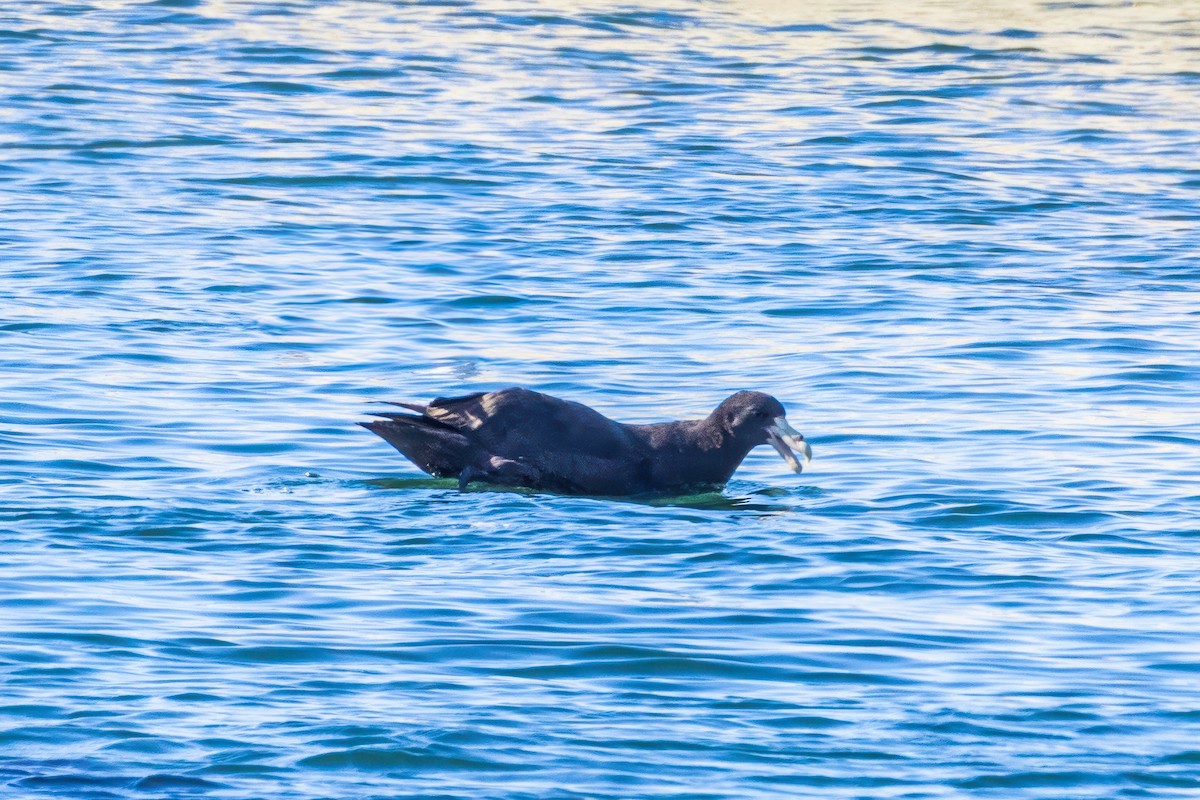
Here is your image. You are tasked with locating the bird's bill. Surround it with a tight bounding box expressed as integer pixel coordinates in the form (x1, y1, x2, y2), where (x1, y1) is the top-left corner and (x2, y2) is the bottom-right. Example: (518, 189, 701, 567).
(766, 417, 812, 473)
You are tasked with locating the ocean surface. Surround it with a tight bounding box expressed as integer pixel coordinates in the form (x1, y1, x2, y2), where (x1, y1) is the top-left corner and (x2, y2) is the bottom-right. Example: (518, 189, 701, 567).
(3, 0, 1200, 797)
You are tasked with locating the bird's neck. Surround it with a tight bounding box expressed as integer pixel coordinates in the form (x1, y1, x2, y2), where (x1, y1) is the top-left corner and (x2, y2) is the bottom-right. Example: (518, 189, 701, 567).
(631, 419, 756, 490)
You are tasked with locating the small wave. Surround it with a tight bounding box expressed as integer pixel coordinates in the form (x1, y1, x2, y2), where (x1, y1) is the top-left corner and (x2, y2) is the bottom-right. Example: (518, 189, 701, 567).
(298, 747, 535, 772)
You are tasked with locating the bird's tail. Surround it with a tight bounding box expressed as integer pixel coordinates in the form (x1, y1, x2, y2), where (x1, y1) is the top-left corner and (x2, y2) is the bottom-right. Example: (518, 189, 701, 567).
(358, 413, 474, 478)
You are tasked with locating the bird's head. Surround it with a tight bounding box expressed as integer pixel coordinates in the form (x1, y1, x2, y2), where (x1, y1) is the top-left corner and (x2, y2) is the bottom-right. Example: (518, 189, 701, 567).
(712, 390, 812, 473)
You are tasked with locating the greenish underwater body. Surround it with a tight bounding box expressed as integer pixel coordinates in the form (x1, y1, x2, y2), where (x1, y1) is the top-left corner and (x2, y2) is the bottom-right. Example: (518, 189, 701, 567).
(2, 1, 1199, 797)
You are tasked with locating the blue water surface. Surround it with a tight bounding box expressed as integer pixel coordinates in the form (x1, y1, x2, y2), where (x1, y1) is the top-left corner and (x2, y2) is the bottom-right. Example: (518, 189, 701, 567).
(3, 0, 1200, 797)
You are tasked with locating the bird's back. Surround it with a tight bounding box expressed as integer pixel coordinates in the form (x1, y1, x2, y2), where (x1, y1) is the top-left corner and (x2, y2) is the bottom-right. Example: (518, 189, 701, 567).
(427, 388, 637, 460)
(423, 388, 650, 494)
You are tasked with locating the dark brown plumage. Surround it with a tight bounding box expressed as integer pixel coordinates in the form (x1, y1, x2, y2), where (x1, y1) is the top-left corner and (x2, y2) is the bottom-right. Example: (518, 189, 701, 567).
(359, 387, 811, 495)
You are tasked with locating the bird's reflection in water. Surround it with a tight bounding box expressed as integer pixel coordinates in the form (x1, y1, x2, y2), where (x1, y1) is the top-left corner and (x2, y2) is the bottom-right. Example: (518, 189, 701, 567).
(361, 477, 796, 513)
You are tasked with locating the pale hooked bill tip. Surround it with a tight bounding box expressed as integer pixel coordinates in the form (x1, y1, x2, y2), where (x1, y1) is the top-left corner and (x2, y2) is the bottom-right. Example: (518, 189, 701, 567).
(768, 417, 811, 473)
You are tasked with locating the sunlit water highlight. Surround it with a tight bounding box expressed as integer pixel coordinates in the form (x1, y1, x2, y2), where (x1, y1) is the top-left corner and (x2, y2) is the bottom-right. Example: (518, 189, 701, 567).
(3, 1, 1200, 797)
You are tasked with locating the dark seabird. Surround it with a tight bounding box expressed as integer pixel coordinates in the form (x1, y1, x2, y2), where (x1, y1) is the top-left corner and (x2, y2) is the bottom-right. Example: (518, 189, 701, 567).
(359, 387, 811, 495)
